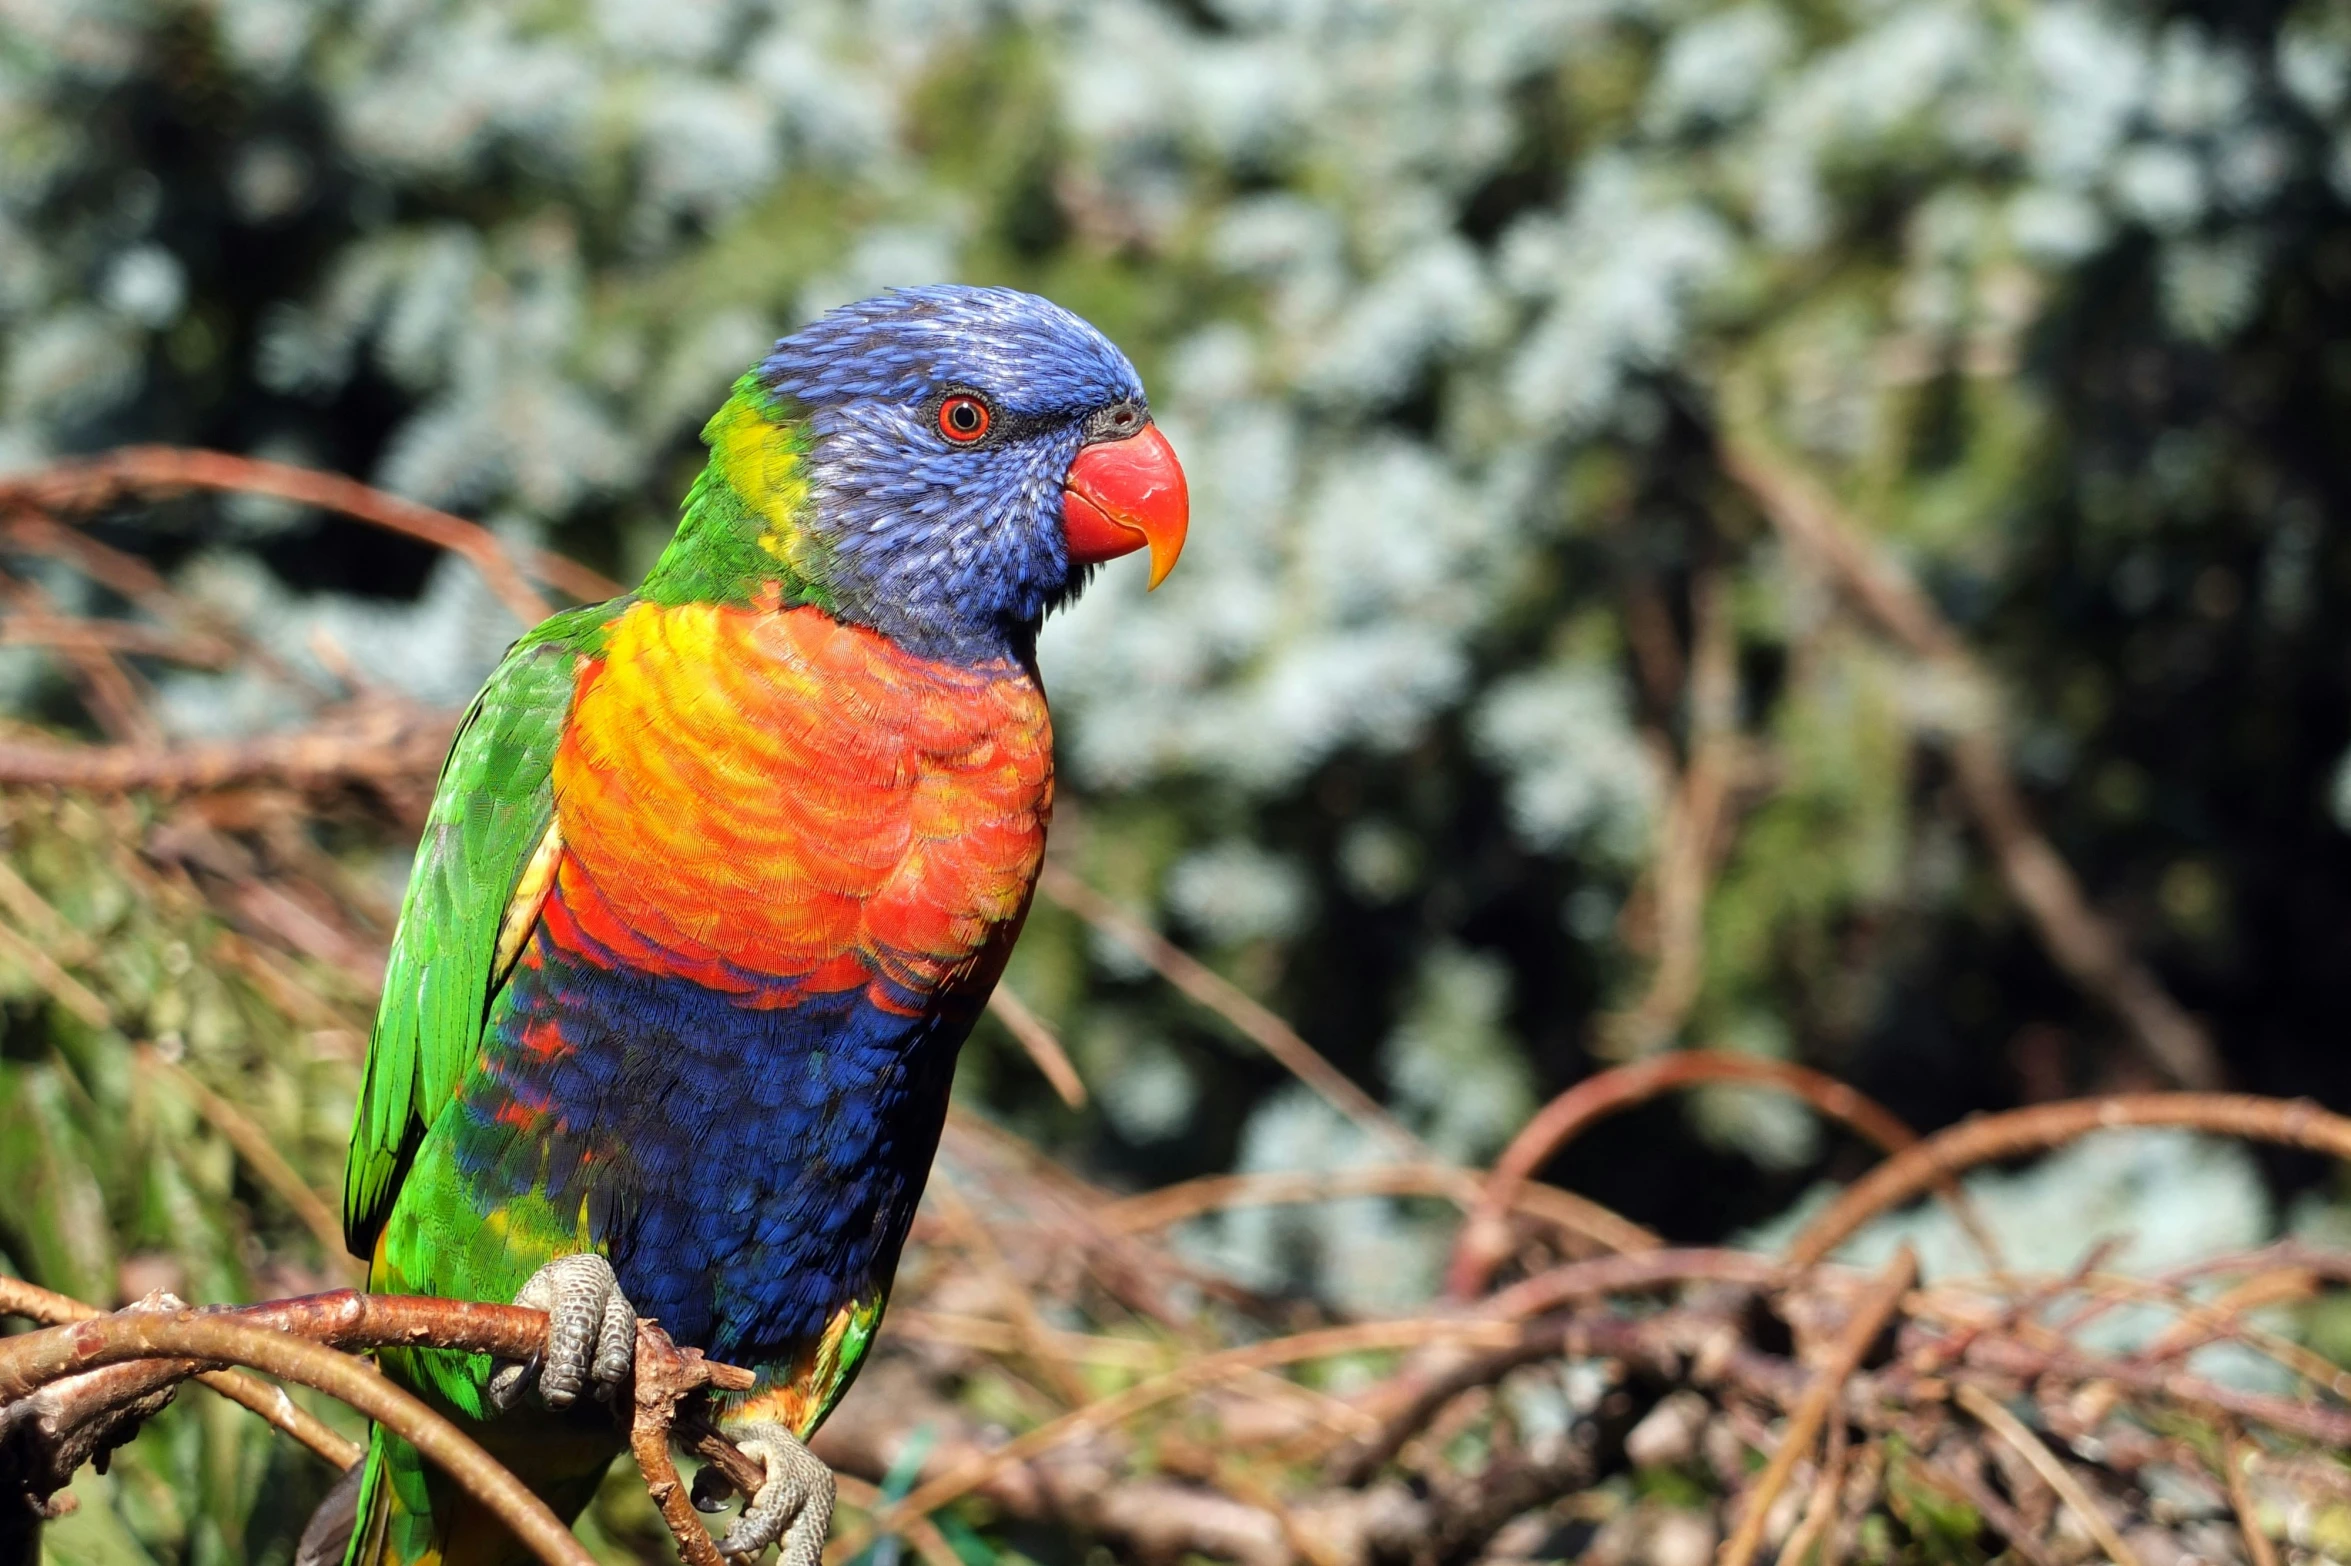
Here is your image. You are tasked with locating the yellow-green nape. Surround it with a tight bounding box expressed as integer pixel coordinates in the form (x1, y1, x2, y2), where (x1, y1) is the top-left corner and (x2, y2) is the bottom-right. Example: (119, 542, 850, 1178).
(706, 375, 813, 557)
(643, 374, 832, 609)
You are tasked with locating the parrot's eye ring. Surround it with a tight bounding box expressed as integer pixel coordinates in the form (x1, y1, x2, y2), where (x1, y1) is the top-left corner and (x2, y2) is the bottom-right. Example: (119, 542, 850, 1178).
(937, 394, 992, 444)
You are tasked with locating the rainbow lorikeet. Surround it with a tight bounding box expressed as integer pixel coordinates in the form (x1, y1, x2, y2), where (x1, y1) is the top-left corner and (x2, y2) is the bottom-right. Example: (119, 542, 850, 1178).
(319, 286, 1186, 1566)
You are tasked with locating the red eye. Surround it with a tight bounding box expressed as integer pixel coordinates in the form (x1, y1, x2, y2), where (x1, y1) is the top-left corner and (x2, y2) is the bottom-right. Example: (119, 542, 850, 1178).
(938, 394, 991, 444)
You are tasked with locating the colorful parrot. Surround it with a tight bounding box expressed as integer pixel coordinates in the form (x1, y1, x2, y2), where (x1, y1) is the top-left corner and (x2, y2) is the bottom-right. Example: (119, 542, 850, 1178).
(315, 286, 1187, 1566)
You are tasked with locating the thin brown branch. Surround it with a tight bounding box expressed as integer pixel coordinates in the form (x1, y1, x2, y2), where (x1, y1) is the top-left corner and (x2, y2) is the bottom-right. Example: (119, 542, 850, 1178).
(2221, 1433, 2281, 1566)
(0, 614, 234, 667)
(1718, 1247, 1915, 1566)
(1912, 1448, 2060, 1566)
(0, 1279, 358, 1471)
(1776, 1415, 1848, 1566)
(1037, 862, 1428, 1161)
(929, 1180, 1093, 1407)
(0, 1311, 597, 1566)
(1448, 1051, 1993, 1299)
(986, 984, 1087, 1108)
(0, 567, 160, 747)
(1953, 1382, 2142, 1566)
(0, 917, 110, 1028)
(1783, 1094, 2351, 1270)
(1100, 1165, 1656, 1258)
(1717, 420, 2221, 1089)
(1606, 558, 1739, 1059)
(629, 1319, 757, 1566)
(0, 699, 455, 796)
(1478, 1248, 1786, 1323)
(834, 1474, 967, 1566)
(136, 1046, 358, 1277)
(0, 448, 555, 624)
(829, 1318, 1524, 1563)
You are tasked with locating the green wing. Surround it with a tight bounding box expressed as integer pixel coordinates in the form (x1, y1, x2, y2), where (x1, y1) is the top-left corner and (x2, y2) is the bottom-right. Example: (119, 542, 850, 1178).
(342, 603, 620, 1256)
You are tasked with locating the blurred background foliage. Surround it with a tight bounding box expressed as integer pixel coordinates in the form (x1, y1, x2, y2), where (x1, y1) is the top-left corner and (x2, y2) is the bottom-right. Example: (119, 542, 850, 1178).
(10, 0, 2351, 1560)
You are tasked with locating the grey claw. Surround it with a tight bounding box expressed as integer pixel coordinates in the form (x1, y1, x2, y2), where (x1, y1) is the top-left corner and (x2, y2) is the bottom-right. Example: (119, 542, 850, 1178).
(714, 1422, 834, 1566)
(692, 1465, 737, 1514)
(491, 1253, 635, 1412)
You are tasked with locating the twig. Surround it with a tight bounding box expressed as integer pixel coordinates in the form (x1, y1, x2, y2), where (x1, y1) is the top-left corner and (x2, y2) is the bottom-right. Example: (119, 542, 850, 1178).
(1776, 1415, 1847, 1566)
(884, 1309, 1166, 1369)
(834, 1473, 966, 1566)
(1101, 1164, 1656, 1257)
(0, 700, 455, 795)
(1718, 1247, 1915, 1566)
(986, 985, 1087, 1108)
(1449, 1052, 1997, 1299)
(0, 1278, 358, 1471)
(1911, 1449, 2060, 1566)
(1037, 862, 1427, 1161)
(1953, 1382, 2142, 1566)
(0, 566, 160, 747)
(135, 1046, 358, 1276)
(0, 917, 110, 1028)
(1606, 557, 1740, 1059)
(829, 1318, 1524, 1562)
(1479, 1248, 1785, 1322)
(1784, 1095, 2351, 1269)
(1717, 418, 2221, 1090)
(0, 1311, 598, 1566)
(2220, 1432, 2280, 1566)
(0, 448, 557, 624)
(629, 1319, 760, 1566)
(0, 615, 233, 667)
(928, 1181, 1093, 1407)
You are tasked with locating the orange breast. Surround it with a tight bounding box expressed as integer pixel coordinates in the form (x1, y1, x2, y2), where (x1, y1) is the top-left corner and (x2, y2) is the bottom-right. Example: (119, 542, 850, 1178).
(549, 601, 1053, 1010)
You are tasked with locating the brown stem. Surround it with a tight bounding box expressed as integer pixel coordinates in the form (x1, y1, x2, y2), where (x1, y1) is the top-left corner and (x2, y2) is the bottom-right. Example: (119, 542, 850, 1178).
(1783, 1094, 2351, 1270)
(0, 1279, 358, 1471)
(1102, 1164, 1655, 1258)
(0, 700, 455, 795)
(0, 1312, 597, 1566)
(1717, 422, 2221, 1089)
(985, 985, 1087, 1109)
(1717, 1247, 1916, 1566)
(1954, 1383, 2142, 1566)
(0, 448, 556, 624)
(828, 1318, 1524, 1564)
(1037, 862, 1427, 1161)
(1447, 1052, 1996, 1298)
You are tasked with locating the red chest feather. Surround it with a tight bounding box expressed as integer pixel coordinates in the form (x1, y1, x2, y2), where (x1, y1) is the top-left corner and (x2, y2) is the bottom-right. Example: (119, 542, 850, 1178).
(548, 602, 1053, 1010)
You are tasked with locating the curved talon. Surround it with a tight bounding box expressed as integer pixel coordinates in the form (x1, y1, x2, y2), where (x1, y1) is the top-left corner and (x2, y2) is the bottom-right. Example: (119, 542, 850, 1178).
(692, 1464, 737, 1515)
(487, 1253, 636, 1412)
(713, 1422, 834, 1566)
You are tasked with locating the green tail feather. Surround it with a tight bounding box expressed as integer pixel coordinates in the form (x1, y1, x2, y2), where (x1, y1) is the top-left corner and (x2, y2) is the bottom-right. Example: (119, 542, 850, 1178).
(343, 1416, 615, 1566)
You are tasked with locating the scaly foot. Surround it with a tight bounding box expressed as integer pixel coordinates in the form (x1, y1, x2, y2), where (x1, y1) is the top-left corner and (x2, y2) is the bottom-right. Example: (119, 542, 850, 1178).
(712, 1422, 834, 1566)
(486, 1253, 636, 1411)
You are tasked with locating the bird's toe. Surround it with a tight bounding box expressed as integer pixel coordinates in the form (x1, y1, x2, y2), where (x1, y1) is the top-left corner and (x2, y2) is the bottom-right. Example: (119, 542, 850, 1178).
(503, 1252, 636, 1410)
(713, 1422, 834, 1566)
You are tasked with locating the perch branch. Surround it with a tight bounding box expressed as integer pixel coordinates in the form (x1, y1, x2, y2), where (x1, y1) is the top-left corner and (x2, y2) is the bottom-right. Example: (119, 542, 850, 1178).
(0, 1311, 597, 1566)
(0, 1278, 358, 1470)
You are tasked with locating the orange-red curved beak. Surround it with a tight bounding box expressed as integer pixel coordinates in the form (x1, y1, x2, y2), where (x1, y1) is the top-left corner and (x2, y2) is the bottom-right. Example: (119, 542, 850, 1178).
(1063, 423, 1188, 590)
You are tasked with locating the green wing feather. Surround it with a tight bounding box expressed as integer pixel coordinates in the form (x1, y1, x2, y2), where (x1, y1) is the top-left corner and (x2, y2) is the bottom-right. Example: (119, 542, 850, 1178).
(342, 602, 620, 1255)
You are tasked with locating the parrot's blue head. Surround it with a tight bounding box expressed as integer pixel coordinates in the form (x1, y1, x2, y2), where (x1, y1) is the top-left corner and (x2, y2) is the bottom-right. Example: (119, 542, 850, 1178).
(750, 285, 1188, 662)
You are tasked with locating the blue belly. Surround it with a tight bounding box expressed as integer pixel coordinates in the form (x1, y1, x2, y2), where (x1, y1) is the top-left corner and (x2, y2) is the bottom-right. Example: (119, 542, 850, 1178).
(448, 921, 965, 1366)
